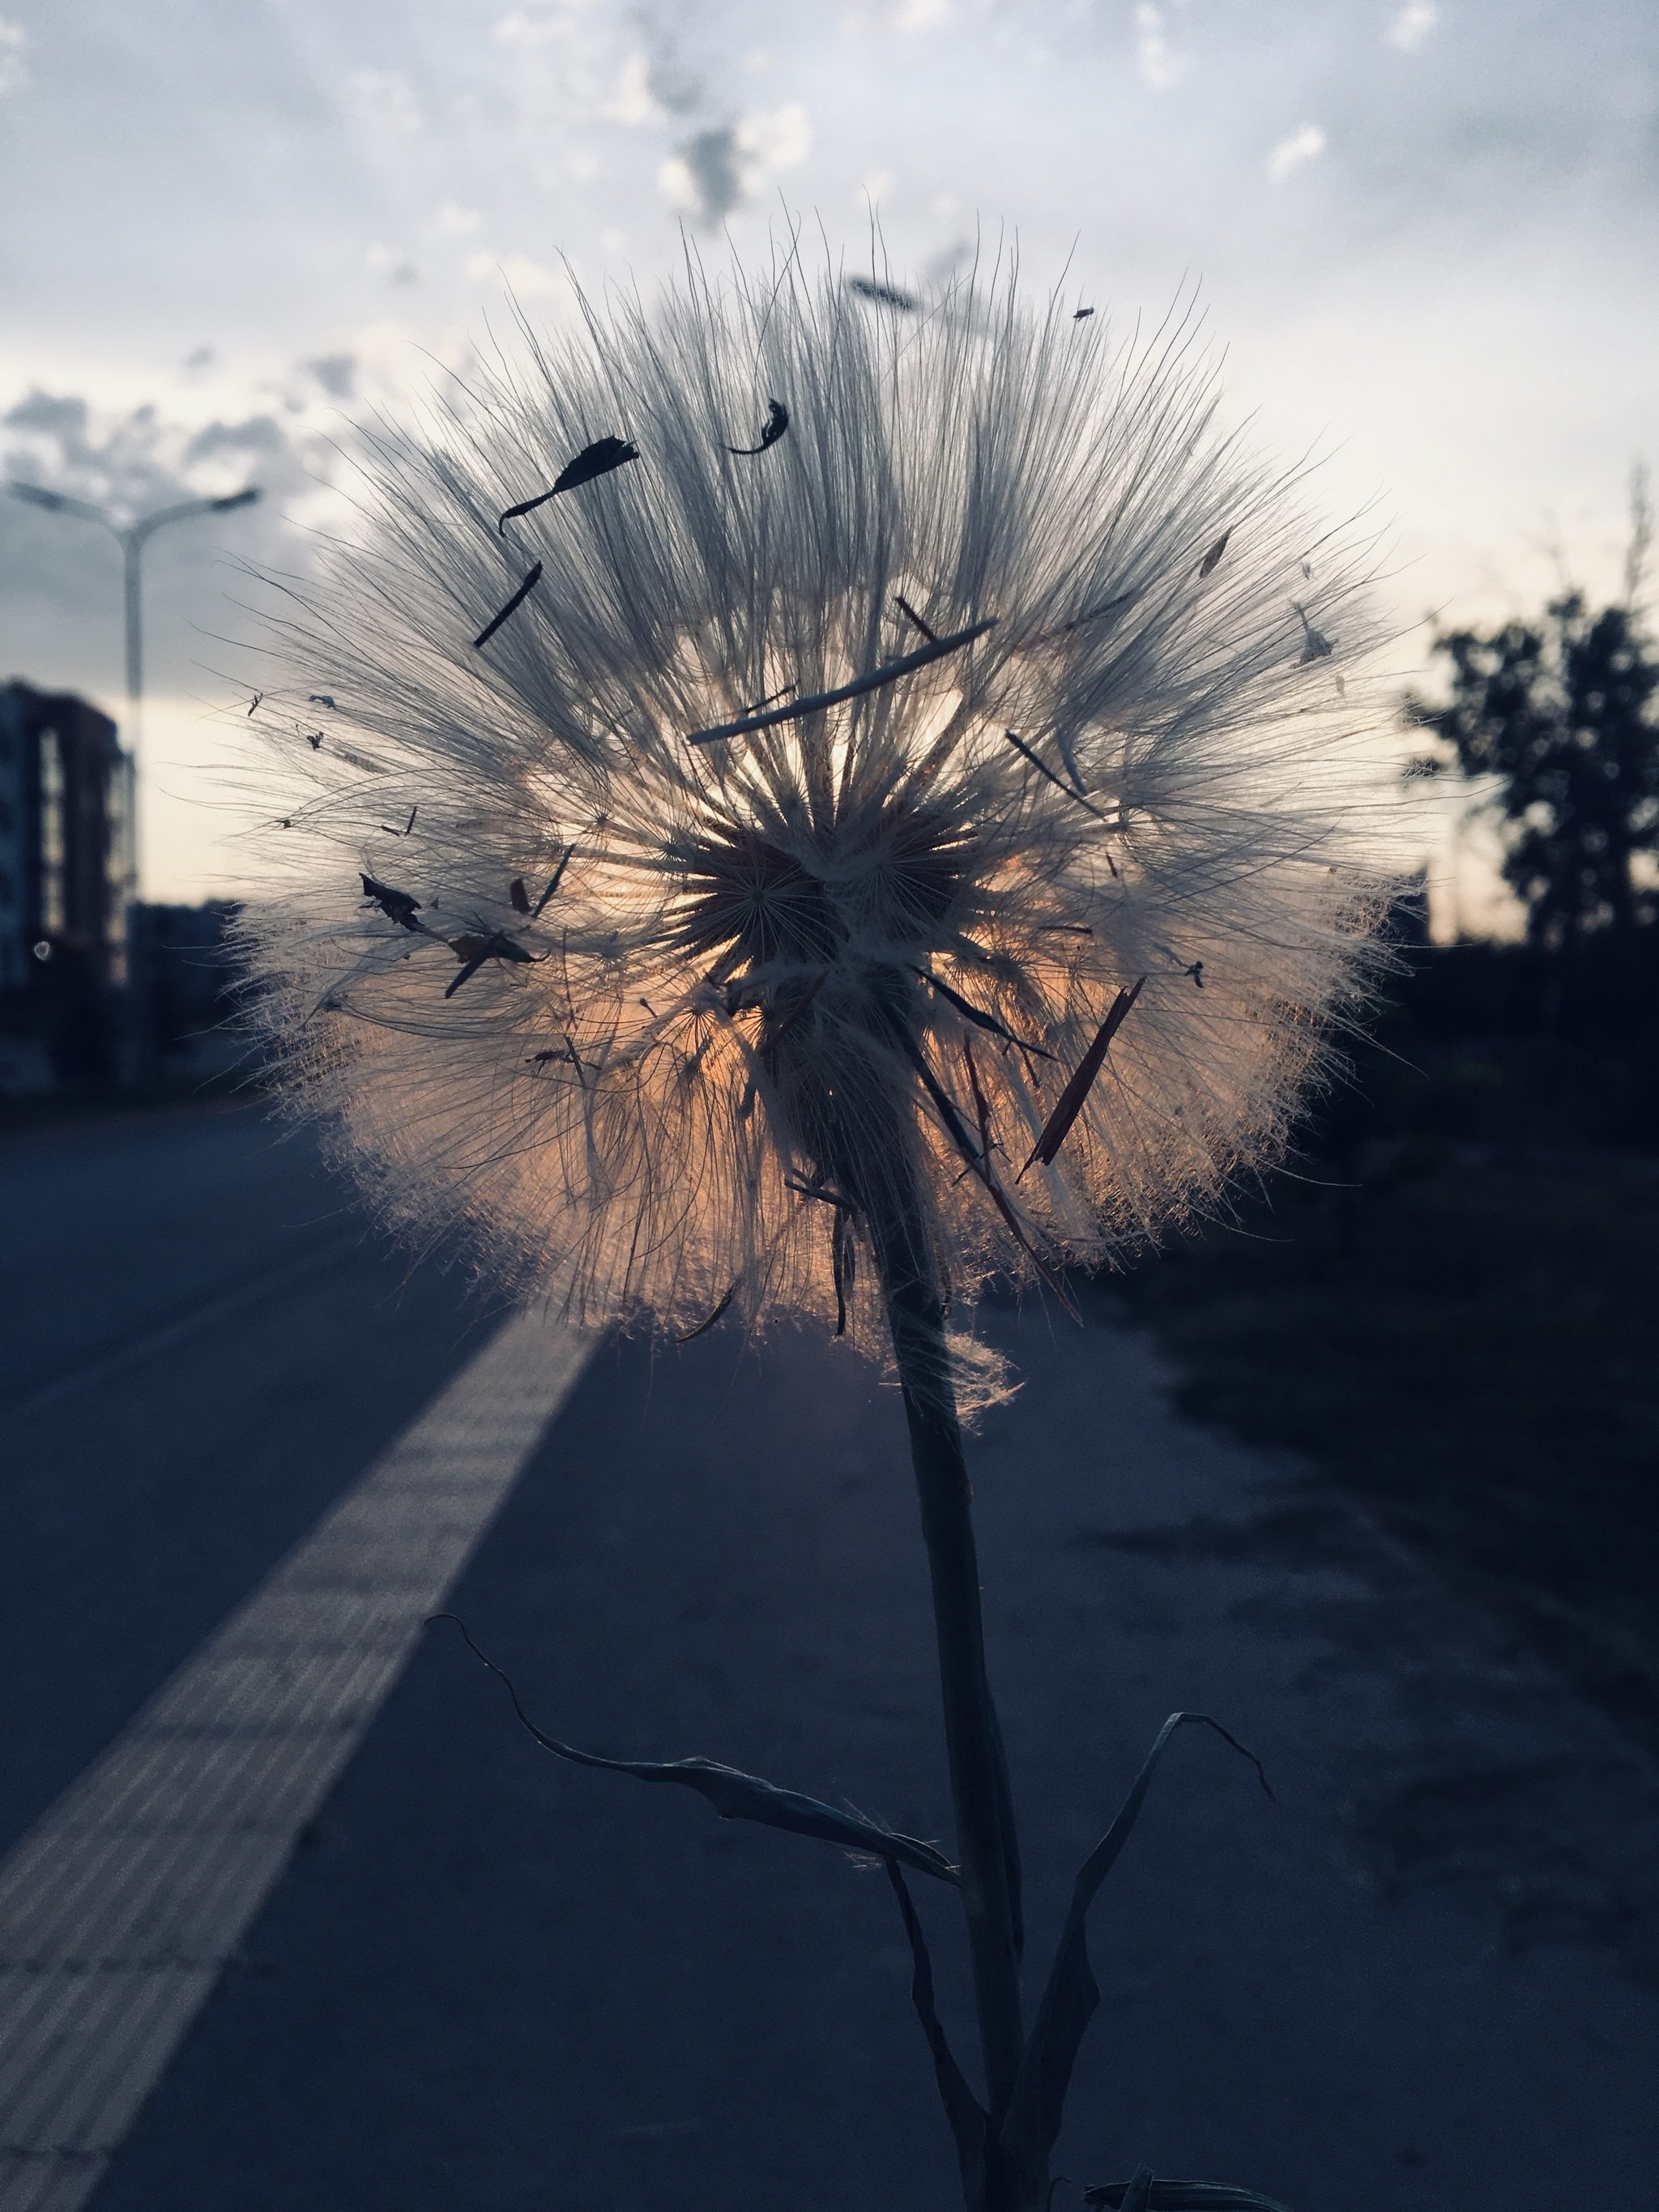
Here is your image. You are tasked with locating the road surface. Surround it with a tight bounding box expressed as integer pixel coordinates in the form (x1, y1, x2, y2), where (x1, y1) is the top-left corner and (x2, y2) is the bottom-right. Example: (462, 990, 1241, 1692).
(2, 1102, 1657, 2210)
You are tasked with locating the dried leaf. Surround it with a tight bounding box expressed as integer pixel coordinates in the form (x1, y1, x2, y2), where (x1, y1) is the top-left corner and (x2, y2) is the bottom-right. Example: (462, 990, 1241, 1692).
(1000, 1714, 1275, 2181)
(431, 1616, 961, 1886)
(885, 1863, 996, 2212)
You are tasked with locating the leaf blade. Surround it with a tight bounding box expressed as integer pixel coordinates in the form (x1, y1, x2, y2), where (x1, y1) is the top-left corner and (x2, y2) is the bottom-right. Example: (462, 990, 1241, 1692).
(432, 1615, 960, 1886)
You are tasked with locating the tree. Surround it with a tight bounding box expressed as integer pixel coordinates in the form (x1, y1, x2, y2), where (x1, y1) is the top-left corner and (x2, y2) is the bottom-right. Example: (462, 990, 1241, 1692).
(1408, 504, 1659, 950)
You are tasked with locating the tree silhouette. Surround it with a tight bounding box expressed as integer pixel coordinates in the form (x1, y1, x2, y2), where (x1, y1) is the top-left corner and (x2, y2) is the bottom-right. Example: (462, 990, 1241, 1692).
(1409, 507, 1659, 949)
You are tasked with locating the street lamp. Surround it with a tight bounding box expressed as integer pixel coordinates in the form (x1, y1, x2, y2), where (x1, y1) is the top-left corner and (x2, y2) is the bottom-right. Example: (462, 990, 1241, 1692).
(6, 480, 261, 748)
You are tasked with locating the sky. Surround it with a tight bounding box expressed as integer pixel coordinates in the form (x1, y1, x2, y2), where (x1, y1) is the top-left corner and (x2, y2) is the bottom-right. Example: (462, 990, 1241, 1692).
(1, 0, 1654, 923)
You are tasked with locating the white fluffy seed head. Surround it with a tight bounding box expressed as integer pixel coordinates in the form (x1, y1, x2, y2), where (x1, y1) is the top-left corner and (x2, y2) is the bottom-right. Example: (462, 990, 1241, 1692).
(233, 245, 1395, 1361)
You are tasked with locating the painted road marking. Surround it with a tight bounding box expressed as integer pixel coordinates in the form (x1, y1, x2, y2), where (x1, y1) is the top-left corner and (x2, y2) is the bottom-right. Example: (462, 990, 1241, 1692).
(0, 1307, 593, 2212)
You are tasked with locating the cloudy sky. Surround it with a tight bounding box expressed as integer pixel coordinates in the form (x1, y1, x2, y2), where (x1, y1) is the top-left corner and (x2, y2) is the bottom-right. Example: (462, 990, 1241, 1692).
(1, 0, 1654, 913)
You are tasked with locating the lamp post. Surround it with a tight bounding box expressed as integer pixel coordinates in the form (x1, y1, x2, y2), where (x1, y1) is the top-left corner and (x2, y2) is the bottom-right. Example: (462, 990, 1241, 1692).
(6, 481, 261, 751)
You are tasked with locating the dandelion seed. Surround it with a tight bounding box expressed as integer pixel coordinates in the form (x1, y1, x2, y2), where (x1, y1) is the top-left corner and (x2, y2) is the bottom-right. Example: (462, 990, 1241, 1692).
(1196, 531, 1230, 579)
(309, 693, 336, 708)
(237, 246, 1390, 1359)
(727, 398, 790, 455)
(307, 731, 322, 750)
(472, 560, 543, 649)
(247, 692, 262, 715)
(1073, 307, 1094, 321)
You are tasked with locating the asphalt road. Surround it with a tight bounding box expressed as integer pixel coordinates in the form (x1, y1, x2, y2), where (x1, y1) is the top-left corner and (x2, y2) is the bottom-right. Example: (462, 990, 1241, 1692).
(4, 1102, 1657, 2211)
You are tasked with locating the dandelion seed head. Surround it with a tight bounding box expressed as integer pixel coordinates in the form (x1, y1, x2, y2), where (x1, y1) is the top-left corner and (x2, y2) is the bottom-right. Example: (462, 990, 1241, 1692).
(234, 245, 1395, 1366)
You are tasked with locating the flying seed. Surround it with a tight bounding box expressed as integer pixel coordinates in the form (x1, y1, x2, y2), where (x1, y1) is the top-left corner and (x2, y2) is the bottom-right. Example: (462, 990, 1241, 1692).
(532, 846, 571, 916)
(672, 1285, 738, 1345)
(472, 561, 544, 650)
(894, 595, 938, 644)
(1073, 307, 1094, 320)
(727, 399, 789, 455)
(847, 275, 918, 312)
(510, 876, 531, 914)
(1021, 978, 1145, 1174)
(1291, 602, 1333, 663)
(308, 694, 336, 709)
(1196, 531, 1230, 579)
(360, 873, 425, 931)
(1047, 591, 1135, 639)
(246, 692, 262, 715)
(496, 437, 640, 532)
(1004, 730, 1111, 821)
(913, 967, 1053, 1056)
(1185, 961, 1205, 989)
(688, 619, 997, 745)
(306, 731, 322, 749)
(444, 929, 537, 997)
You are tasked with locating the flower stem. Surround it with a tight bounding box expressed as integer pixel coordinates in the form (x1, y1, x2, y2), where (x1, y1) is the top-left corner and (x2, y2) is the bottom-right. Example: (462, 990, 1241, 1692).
(872, 1197, 1026, 2128)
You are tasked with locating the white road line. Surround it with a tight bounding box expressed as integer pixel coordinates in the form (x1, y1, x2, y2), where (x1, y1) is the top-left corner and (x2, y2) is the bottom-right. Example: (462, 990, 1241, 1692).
(0, 1306, 593, 2212)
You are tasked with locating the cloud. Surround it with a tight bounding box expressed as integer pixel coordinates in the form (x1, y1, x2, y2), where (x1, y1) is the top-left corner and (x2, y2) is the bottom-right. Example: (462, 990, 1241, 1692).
(1268, 121, 1327, 181)
(0, 17, 25, 96)
(660, 127, 744, 224)
(895, 0, 951, 29)
(437, 203, 483, 237)
(349, 70, 422, 134)
(1386, 2, 1439, 52)
(659, 104, 812, 227)
(1135, 4, 1189, 91)
(602, 53, 660, 126)
(493, 0, 593, 44)
(0, 390, 324, 701)
(465, 250, 565, 298)
(306, 354, 357, 400)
